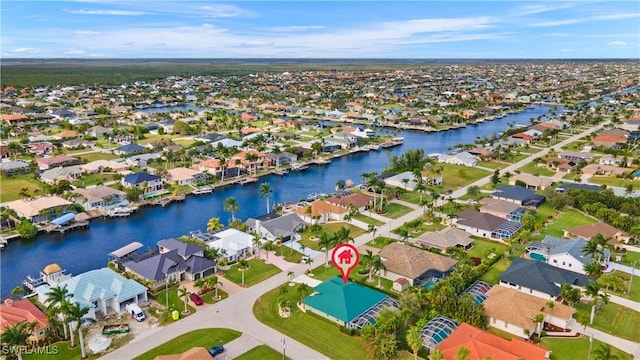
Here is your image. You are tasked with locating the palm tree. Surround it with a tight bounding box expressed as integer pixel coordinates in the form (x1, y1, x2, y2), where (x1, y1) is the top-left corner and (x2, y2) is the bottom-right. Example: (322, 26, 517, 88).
(584, 262, 603, 278)
(593, 344, 620, 360)
(209, 276, 223, 300)
(223, 197, 240, 222)
(66, 302, 93, 359)
(238, 259, 250, 287)
(45, 285, 71, 340)
(372, 256, 386, 288)
(466, 185, 480, 200)
(1, 321, 35, 360)
(318, 231, 333, 268)
(584, 280, 610, 324)
(366, 224, 377, 242)
(360, 250, 375, 282)
(534, 313, 544, 336)
(252, 234, 262, 258)
(430, 349, 445, 360)
(335, 226, 353, 244)
(297, 283, 312, 308)
(258, 182, 272, 213)
(207, 217, 223, 232)
(406, 325, 422, 360)
(262, 240, 274, 263)
(178, 286, 190, 315)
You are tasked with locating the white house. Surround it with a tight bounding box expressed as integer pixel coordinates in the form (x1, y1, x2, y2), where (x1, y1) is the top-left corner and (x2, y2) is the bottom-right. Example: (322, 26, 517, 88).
(525, 236, 610, 275)
(204, 228, 257, 262)
(438, 151, 478, 167)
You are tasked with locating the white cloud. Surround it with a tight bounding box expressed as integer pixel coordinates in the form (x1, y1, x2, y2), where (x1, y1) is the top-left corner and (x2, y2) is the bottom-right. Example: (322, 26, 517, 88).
(510, 4, 576, 16)
(240, 41, 274, 47)
(63, 49, 87, 55)
(73, 30, 101, 37)
(268, 26, 326, 32)
(532, 13, 640, 27)
(198, 5, 253, 18)
(9, 47, 37, 53)
(70, 9, 148, 16)
(608, 40, 628, 46)
(560, 48, 574, 52)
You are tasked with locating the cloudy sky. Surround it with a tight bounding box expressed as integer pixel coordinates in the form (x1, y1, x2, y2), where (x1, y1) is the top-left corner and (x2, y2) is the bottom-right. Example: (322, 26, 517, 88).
(2, 1, 639, 58)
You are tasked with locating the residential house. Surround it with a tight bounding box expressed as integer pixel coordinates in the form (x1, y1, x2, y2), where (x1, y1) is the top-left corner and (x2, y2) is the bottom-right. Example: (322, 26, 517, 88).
(581, 164, 628, 176)
(166, 167, 210, 186)
(230, 150, 267, 175)
(112, 134, 136, 145)
(479, 198, 526, 222)
(438, 152, 478, 167)
(491, 185, 545, 207)
(414, 227, 473, 251)
(72, 186, 128, 211)
(484, 286, 575, 339)
(383, 171, 442, 191)
(52, 130, 79, 140)
(508, 132, 534, 146)
(6, 196, 73, 223)
(303, 276, 399, 329)
(125, 153, 160, 167)
(564, 222, 630, 243)
(329, 132, 359, 149)
(39, 165, 82, 185)
(526, 236, 610, 275)
(509, 173, 554, 190)
(81, 159, 129, 174)
(85, 126, 113, 138)
(114, 143, 146, 156)
(455, 210, 522, 241)
(28, 142, 55, 156)
(36, 268, 148, 320)
(0, 299, 49, 343)
(200, 228, 257, 262)
(379, 243, 458, 286)
(592, 129, 629, 149)
(558, 151, 594, 163)
(2, 113, 29, 125)
(123, 238, 216, 284)
(599, 154, 632, 167)
(61, 138, 94, 149)
(436, 322, 550, 360)
(247, 213, 306, 242)
(292, 200, 349, 224)
(323, 193, 373, 212)
(0, 160, 31, 175)
(194, 158, 225, 178)
(499, 258, 592, 300)
(265, 151, 297, 167)
(35, 155, 80, 170)
(121, 172, 163, 193)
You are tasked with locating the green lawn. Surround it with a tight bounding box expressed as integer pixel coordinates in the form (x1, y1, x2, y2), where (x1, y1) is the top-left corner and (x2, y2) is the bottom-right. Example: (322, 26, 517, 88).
(273, 245, 305, 263)
(224, 258, 281, 287)
(574, 302, 640, 342)
(538, 209, 597, 237)
(588, 176, 632, 188)
(253, 283, 369, 359)
(310, 261, 395, 291)
(235, 345, 290, 360)
(75, 152, 119, 162)
(477, 160, 506, 170)
(299, 223, 366, 251)
(73, 173, 117, 187)
(602, 271, 640, 302)
(365, 236, 397, 249)
(353, 212, 384, 226)
(618, 251, 640, 267)
(201, 288, 229, 304)
(540, 337, 632, 360)
(560, 141, 587, 151)
(436, 164, 491, 190)
(0, 176, 45, 202)
(517, 162, 556, 176)
(379, 203, 413, 219)
(466, 238, 510, 259)
(132, 328, 241, 360)
(399, 190, 422, 204)
(480, 256, 511, 284)
(534, 203, 556, 229)
(23, 340, 82, 360)
(149, 287, 196, 324)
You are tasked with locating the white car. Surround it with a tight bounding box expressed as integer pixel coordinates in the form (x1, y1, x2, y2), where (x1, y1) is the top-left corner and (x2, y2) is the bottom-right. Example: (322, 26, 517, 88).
(467, 199, 478, 205)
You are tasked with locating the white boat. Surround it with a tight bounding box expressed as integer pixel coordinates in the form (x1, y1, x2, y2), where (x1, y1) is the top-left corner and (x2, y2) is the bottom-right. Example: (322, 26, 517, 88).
(106, 206, 137, 218)
(191, 186, 213, 195)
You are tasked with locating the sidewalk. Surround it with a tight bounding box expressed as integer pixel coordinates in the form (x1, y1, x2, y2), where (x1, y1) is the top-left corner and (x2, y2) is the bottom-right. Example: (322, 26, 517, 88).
(567, 318, 640, 359)
(607, 293, 640, 312)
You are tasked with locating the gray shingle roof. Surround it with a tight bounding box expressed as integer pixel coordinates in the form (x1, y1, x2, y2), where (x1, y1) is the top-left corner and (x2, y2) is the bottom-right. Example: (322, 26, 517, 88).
(499, 258, 592, 297)
(158, 238, 203, 258)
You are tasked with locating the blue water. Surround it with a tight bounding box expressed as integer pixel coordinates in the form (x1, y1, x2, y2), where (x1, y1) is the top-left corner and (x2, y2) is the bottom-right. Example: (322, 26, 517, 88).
(423, 278, 438, 290)
(0, 105, 560, 296)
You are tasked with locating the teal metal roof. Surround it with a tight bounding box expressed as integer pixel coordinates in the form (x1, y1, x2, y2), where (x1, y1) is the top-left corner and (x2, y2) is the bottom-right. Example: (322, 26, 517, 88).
(303, 276, 388, 323)
(60, 268, 147, 303)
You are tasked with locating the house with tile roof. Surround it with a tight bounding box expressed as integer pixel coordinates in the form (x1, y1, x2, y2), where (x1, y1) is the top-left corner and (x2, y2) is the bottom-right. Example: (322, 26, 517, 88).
(526, 236, 609, 274)
(247, 213, 306, 242)
(72, 186, 128, 210)
(509, 173, 554, 190)
(479, 198, 526, 222)
(378, 242, 458, 286)
(563, 222, 630, 243)
(6, 196, 73, 223)
(414, 227, 473, 252)
(324, 193, 373, 212)
(35, 268, 148, 320)
(484, 286, 575, 339)
(0, 299, 49, 343)
(303, 276, 399, 329)
(436, 322, 551, 360)
(121, 172, 163, 193)
(499, 258, 592, 300)
(455, 210, 522, 241)
(35, 155, 80, 170)
(166, 167, 210, 186)
(292, 200, 349, 224)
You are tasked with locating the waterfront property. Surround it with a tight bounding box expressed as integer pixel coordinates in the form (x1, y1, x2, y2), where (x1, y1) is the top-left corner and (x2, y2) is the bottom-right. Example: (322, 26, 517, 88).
(193, 228, 258, 262)
(121, 172, 164, 193)
(292, 199, 349, 224)
(525, 236, 609, 274)
(378, 242, 458, 287)
(6, 196, 74, 223)
(303, 276, 400, 329)
(72, 185, 128, 211)
(0, 298, 49, 343)
(36, 268, 148, 320)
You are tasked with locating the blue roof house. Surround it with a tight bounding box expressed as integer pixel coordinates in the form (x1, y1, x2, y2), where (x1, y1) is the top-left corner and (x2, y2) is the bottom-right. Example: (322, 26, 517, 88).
(36, 268, 147, 320)
(114, 143, 145, 156)
(491, 185, 545, 207)
(122, 172, 164, 193)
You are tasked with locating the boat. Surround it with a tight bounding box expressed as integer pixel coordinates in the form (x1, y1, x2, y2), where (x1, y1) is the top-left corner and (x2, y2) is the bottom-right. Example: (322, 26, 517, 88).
(291, 163, 309, 171)
(102, 324, 130, 335)
(312, 157, 330, 165)
(191, 186, 213, 195)
(106, 206, 138, 218)
(239, 176, 258, 185)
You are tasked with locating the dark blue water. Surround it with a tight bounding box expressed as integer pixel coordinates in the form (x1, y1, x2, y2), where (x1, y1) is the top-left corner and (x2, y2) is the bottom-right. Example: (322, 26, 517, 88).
(0, 106, 559, 296)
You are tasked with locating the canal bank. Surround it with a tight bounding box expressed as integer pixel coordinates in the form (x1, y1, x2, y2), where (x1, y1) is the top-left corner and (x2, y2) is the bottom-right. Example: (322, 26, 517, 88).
(0, 105, 561, 296)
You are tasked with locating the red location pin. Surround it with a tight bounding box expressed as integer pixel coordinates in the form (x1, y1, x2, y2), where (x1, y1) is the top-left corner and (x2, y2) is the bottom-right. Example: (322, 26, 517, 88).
(331, 243, 360, 285)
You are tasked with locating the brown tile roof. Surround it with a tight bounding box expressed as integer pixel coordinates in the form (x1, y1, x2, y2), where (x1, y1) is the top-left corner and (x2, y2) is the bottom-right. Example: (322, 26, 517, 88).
(415, 227, 473, 249)
(437, 323, 550, 360)
(324, 193, 373, 209)
(293, 200, 348, 217)
(565, 222, 626, 240)
(154, 347, 212, 360)
(379, 242, 458, 279)
(484, 286, 575, 331)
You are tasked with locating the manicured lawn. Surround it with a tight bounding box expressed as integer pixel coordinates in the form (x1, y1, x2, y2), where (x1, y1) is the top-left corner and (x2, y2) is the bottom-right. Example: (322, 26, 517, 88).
(132, 328, 242, 360)
(540, 337, 632, 360)
(574, 302, 640, 342)
(466, 238, 509, 259)
(201, 288, 229, 304)
(517, 162, 556, 176)
(150, 286, 196, 323)
(534, 202, 556, 229)
(560, 141, 587, 151)
(435, 164, 491, 190)
(353, 212, 384, 226)
(0, 176, 45, 202)
(379, 203, 413, 219)
(299, 223, 366, 250)
(477, 160, 506, 169)
(618, 251, 640, 267)
(235, 345, 289, 360)
(75, 152, 119, 162)
(273, 245, 304, 263)
(589, 176, 633, 188)
(538, 209, 597, 237)
(224, 258, 281, 287)
(399, 190, 422, 204)
(23, 340, 81, 360)
(480, 256, 511, 284)
(601, 271, 640, 302)
(73, 173, 117, 187)
(365, 236, 397, 249)
(253, 283, 369, 359)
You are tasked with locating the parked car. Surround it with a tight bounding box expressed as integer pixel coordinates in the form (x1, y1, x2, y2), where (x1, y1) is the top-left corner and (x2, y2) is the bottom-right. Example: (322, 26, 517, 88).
(190, 293, 203, 306)
(467, 199, 478, 205)
(125, 303, 145, 322)
(208, 345, 224, 357)
(445, 189, 453, 195)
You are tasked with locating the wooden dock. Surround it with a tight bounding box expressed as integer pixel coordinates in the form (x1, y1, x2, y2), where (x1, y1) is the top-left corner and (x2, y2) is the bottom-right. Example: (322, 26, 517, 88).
(45, 221, 90, 233)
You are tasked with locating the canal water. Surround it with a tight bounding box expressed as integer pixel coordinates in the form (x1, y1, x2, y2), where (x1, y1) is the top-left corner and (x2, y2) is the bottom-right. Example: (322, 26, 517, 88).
(0, 105, 560, 296)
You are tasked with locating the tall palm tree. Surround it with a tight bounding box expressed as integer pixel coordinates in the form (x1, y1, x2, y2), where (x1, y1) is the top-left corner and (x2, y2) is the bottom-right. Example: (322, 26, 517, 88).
(258, 182, 272, 213)
(318, 231, 333, 268)
(360, 250, 375, 282)
(45, 285, 71, 340)
(584, 280, 610, 324)
(252, 233, 262, 258)
(406, 325, 422, 360)
(66, 302, 93, 359)
(593, 344, 620, 360)
(223, 197, 240, 222)
(366, 224, 377, 241)
(238, 259, 250, 287)
(1, 321, 35, 360)
(372, 256, 386, 288)
(297, 283, 312, 308)
(207, 217, 223, 232)
(335, 226, 353, 244)
(208, 276, 223, 300)
(262, 240, 274, 263)
(178, 286, 190, 314)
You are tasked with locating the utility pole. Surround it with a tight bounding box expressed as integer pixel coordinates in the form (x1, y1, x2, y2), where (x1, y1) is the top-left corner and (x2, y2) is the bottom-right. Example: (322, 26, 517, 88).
(281, 337, 286, 360)
(629, 261, 636, 295)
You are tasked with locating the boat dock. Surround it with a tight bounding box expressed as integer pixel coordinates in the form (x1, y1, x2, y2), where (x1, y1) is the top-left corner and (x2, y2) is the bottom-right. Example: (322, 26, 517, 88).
(272, 169, 288, 176)
(151, 194, 186, 207)
(238, 176, 258, 185)
(105, 206, 138, 218)
(191, 185, 213, 195)
(45, 221, 90, 233)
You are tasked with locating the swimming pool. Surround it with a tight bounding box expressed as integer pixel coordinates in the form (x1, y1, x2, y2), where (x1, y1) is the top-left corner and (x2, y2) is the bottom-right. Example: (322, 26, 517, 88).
(423, 278, 438, 290)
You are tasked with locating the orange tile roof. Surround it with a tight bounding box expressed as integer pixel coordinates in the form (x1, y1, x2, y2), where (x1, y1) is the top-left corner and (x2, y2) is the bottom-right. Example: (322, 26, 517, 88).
(2, 114, 28, 123)
(593, 135, 627, 143)
(0, 299, 48, 331)
(437, 323, 549, 360)
(293, 200, 348, 217)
